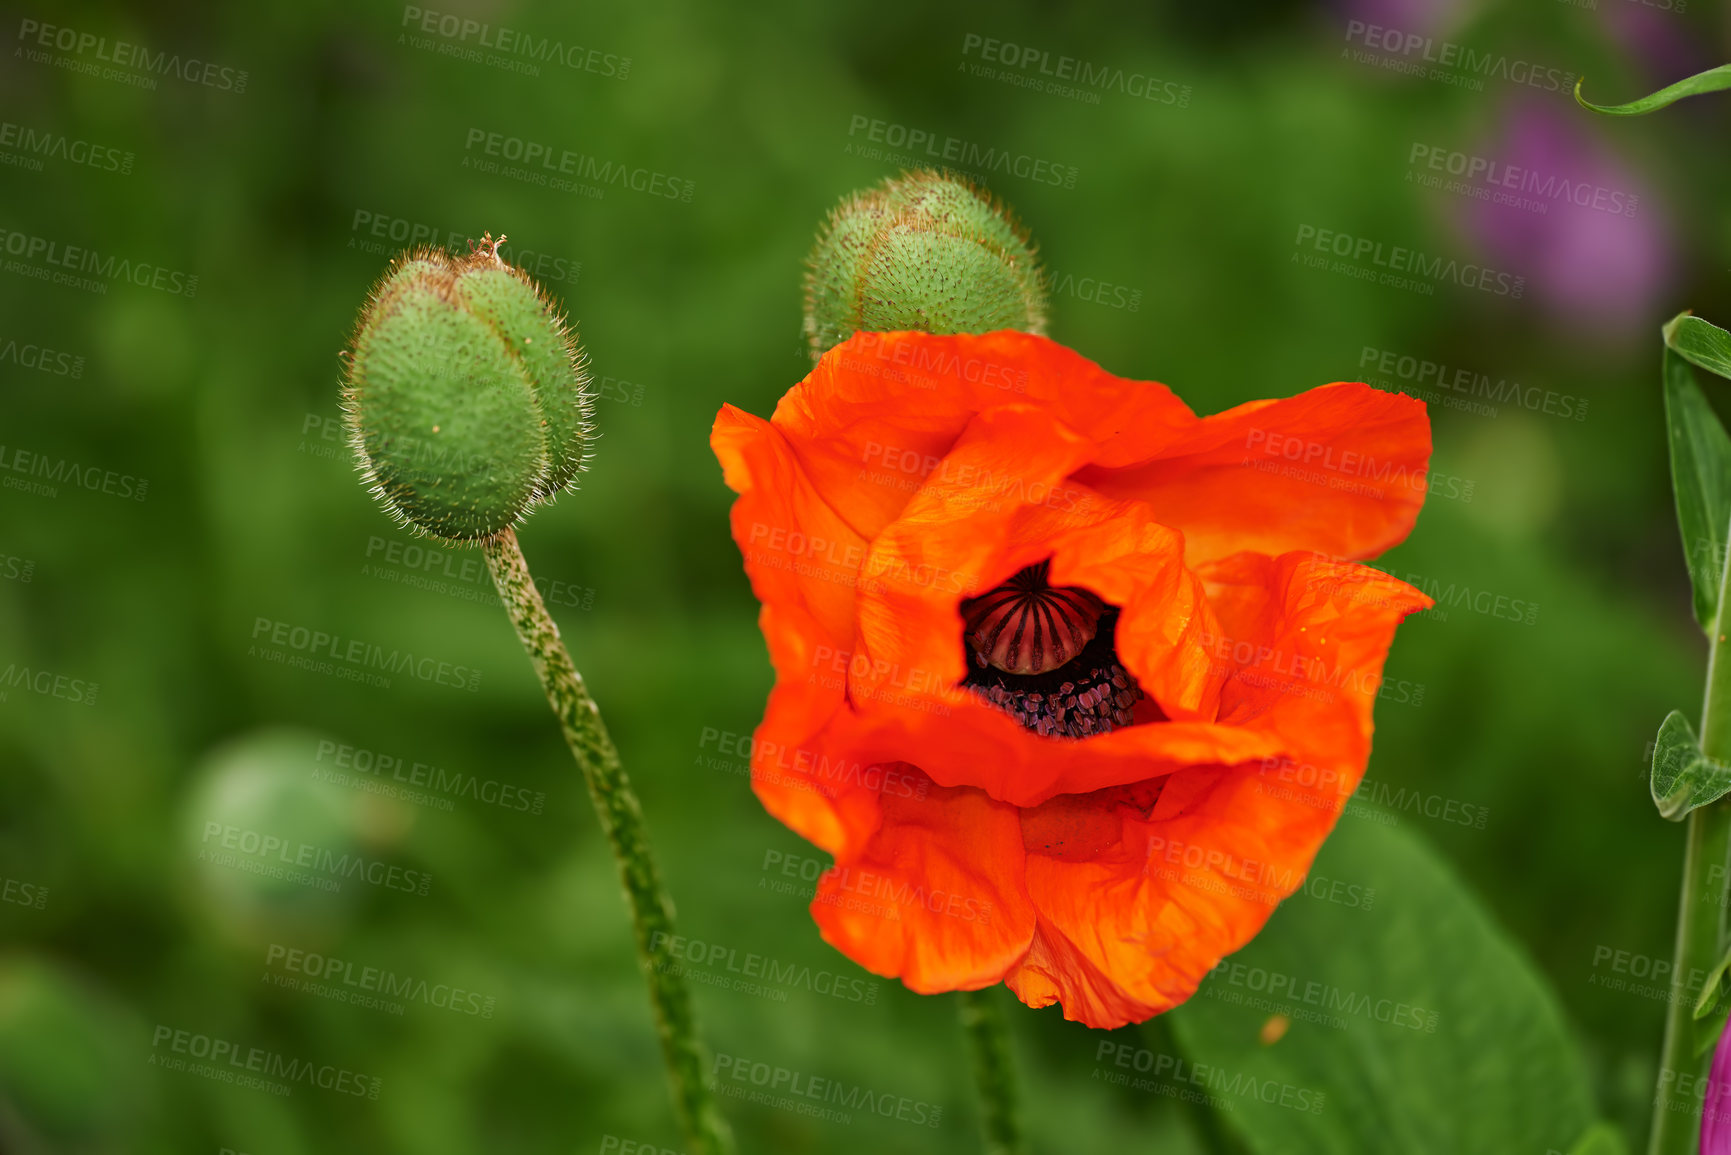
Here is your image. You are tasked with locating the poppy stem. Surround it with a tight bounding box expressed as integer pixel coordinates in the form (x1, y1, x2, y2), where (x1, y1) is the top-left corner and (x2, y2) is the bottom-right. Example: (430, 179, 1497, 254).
(959, 988, 1028, 1155)
(482, 527, 734, 1155)
(1648, 556, 1731, 1155)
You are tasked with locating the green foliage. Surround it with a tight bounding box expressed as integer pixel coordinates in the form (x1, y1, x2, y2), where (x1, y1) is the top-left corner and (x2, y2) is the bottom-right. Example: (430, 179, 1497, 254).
(1576, 65, 1731, 117)
(1659, 317, 1731, 632)
(1665, 314, 1731, 382)
(1166, 819, 1599, 1155)
(1649, 710, 1731, 820)
(803, 170, 1047, 359)
(1567, 1121, 1630, 1155)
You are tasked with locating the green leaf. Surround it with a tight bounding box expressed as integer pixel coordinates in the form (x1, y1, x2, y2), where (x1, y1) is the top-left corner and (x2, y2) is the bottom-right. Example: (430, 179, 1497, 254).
(1691, 939, 1731, 1021)
(1163, 819, 1600, 1155)
(1575, 64, 1731, 116)
(1695, 987, 1731, 1060)
(1566, 1121, 1629, 1155)
(1660, 319, 1731, 631)
(1666, 313, 1731, 383)
(1650, 710, 1731, 820)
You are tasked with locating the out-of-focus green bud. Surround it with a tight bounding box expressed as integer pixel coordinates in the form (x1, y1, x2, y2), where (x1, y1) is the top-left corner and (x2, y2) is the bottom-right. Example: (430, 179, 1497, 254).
(342, 235, 593, 541)
(802, 170, 1047, 360)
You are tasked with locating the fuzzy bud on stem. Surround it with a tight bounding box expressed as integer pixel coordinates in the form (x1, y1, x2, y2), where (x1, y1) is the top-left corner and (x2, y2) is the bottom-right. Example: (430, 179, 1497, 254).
(342, 235, 593, 542)
(803, 169, 1047, 360)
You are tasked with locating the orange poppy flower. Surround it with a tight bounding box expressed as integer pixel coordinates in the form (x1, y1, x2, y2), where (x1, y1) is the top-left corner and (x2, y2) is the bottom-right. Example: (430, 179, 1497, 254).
(711, 330, 1433, 1029)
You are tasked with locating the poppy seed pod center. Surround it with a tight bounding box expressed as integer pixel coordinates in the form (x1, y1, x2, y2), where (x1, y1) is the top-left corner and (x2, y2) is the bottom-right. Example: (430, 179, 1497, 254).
(962, 560, 1104, 675)
(960, 560, 1146, 739)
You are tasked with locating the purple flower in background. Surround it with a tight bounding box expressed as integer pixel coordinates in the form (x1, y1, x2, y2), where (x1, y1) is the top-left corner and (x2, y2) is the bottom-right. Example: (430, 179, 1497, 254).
(1706, 1025, 1731, 1154)
(1601, 2, 1716, 99)
(1452, 95, 1672, 339)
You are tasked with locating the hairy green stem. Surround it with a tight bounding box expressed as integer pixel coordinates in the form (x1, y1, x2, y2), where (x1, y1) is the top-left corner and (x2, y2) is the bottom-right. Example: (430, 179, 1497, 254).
(1650, 552, 1731, 1155)
(959, 988, 1027, 1155)
(483, 528, 734, 1155)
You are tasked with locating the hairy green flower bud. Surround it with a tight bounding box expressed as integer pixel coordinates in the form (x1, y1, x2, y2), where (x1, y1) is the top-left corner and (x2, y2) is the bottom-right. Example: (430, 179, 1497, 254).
(802, 169, 1047, 360)
(342, 236, 592, 541)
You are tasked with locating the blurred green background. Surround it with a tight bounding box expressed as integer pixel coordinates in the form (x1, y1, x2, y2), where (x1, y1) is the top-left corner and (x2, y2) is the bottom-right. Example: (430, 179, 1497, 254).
(1, 0, 1728, 1151)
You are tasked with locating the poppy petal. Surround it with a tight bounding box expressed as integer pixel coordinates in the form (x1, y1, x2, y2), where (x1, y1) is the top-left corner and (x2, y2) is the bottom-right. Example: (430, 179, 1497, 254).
(711, 404, 879, 856)
(1006, 761, 1337, 1029)
(1075, 383, 1431, 565)
(1003, 552, 1430, 1028)
(1197, 551, 1433, 762)
(812, 775, 1037, 993)
(829, 405, 1253, 806)
(772, 331, 1197, 541)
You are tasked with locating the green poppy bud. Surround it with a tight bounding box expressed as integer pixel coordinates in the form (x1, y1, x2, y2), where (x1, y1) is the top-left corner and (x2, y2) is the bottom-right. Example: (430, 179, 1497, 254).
(342, 236, 592, 542)
(802, 169, 1047, 360)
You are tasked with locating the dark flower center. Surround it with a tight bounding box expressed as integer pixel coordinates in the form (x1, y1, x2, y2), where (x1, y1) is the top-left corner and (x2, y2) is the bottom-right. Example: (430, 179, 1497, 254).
(959, 561, 1147, 739)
